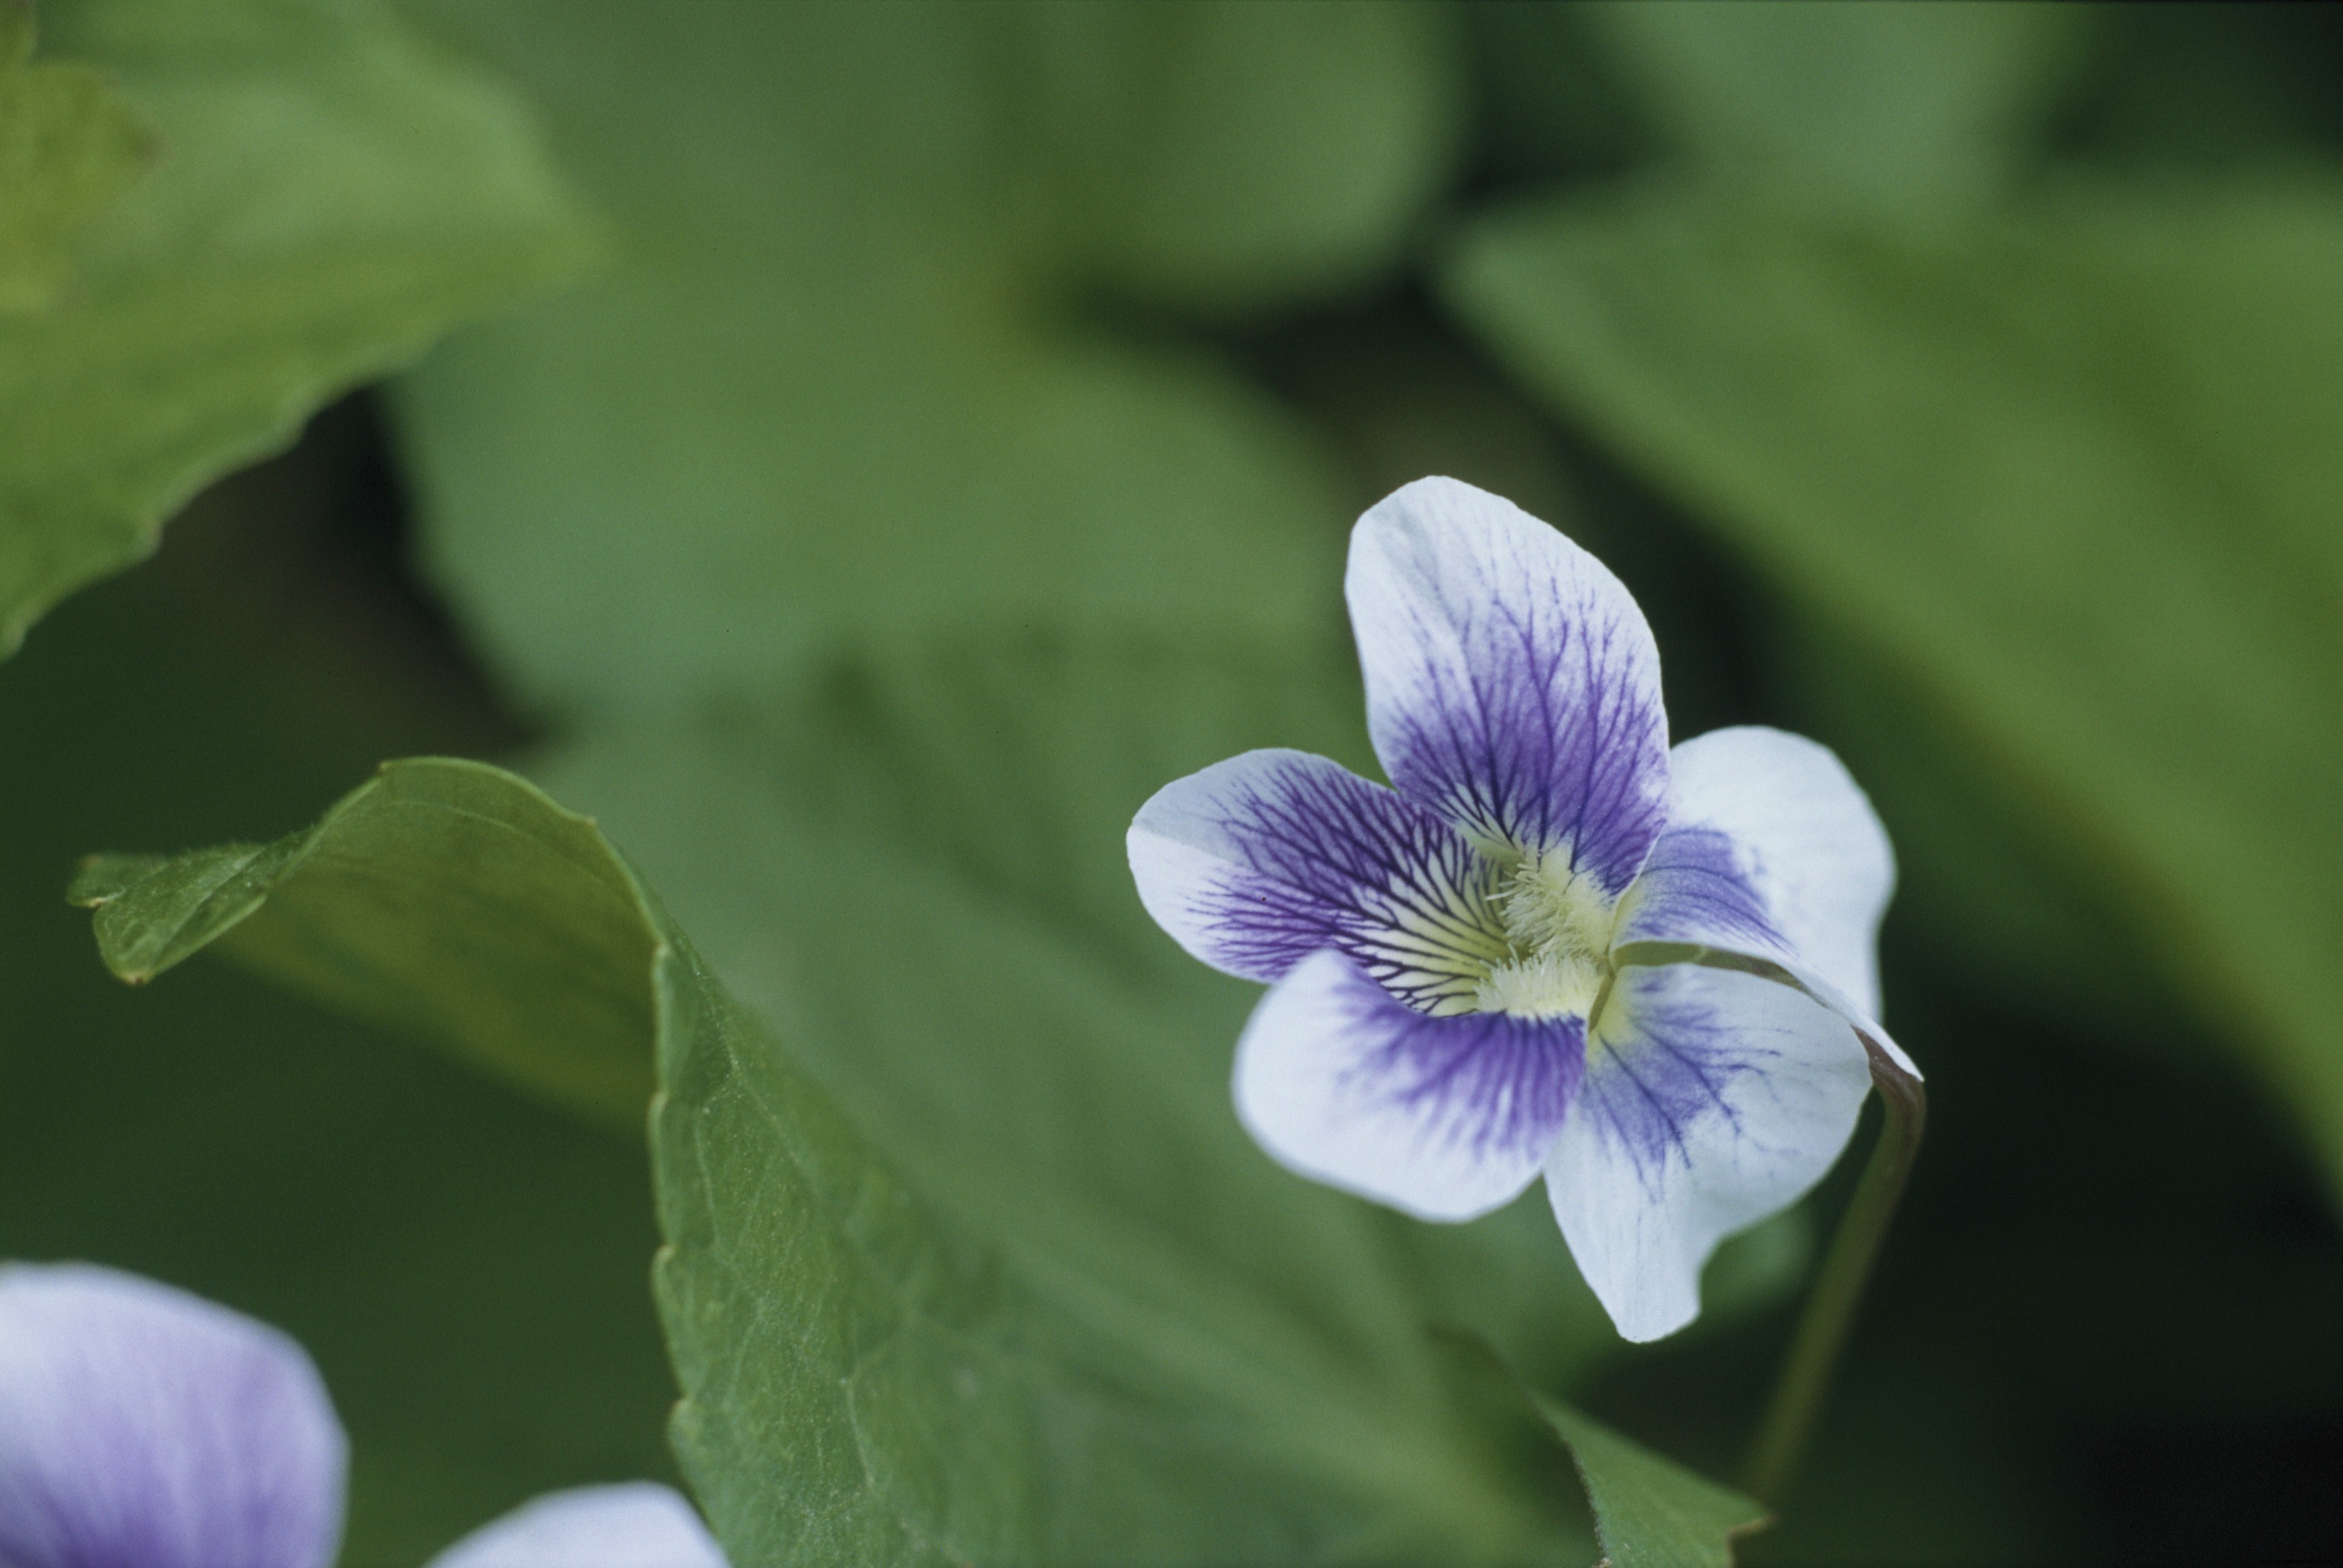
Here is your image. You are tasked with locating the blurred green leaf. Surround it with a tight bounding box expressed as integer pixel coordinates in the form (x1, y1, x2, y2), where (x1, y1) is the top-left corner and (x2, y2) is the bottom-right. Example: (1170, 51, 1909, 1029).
(1016, 1, 1464, 309)
(1772, 612, 2179, 1046)
(387, 0, 1461, 714)
(0, 0, 146, 310)
(1446, 178, 2343, 1201)
(72, 759, 656, 1131)
(1524, 1387, 1767, 1568)
(0, 0, 591, 655)
(1580, 0, 2094, 214)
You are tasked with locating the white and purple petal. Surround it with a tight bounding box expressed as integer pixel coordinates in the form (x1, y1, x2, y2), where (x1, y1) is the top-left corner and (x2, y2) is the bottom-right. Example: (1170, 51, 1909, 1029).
(0, 1262, 346, 1568)
(1613, 820, 1789, 962)
(1233, 949, 1581, 1222)
(1345, 478, 1669, 893)
(1618, 726, 1894, 1019)
(1128, 748, 1509, 1013)
(1545, 964, 1870, 1341)
(426, 1483, 728, 1568)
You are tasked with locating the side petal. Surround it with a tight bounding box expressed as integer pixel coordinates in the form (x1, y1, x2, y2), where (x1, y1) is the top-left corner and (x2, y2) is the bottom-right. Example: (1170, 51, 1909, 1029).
(1346, 477, 1669, 893)
(1129, 748, 1511, 1013)
(426, 1484, 727, 1568)
(0, 1262, 346, 1568)
(1791, 965, 1923, 1082)
(1620, 726, 1894, 1019)
(1234, 949, 1581, 1222)
(1546, 964, 1869, 1342)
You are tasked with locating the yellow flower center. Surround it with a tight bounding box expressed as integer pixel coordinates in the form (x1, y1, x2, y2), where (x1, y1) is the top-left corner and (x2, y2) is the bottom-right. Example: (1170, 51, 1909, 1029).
(1363, 841, 1623, 1022)
(1470, 848, 1618, 1019)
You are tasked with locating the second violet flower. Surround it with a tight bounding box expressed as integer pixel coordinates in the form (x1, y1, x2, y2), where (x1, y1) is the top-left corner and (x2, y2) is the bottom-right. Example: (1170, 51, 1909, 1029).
(1128, 477, 1917, 1341)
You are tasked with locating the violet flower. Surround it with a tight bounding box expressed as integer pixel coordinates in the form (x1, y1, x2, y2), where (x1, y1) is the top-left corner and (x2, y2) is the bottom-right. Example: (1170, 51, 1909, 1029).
(1128, 478, 1916, 1341)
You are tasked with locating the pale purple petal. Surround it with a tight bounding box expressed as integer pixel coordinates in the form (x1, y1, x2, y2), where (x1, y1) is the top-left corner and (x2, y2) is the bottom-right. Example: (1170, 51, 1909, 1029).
(1618, 727, 1894, 1018)
(1346, 477, 1669, 892)
(1613, 821, 1789, 960)
(0, 1262, 346, 1568)
(426, 1484, 727, 1568)
(1129, 748, 1510, 1013)
(1234, 949, 1581, 1222)
(1545, 964, 1869, 1341)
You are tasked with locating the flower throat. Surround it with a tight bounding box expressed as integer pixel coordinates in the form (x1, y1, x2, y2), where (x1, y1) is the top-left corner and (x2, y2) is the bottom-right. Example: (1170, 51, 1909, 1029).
(1470, 847, 1618, 1020)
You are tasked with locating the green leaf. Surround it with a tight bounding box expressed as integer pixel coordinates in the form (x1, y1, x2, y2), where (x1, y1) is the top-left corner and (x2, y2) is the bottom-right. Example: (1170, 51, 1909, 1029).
(0, 0, 147, 310)
(1771, 612, 2179, 1043)
(1580, 0, 2094, 214)
(386, 0, 1461, 713)
(1521, 1387, 1767, 1568)
(79, 751, 1597, 1562)
(72, 760, 657, 1133)
(1445, 178, 2343, 1199)
(0, 0, 593, 656)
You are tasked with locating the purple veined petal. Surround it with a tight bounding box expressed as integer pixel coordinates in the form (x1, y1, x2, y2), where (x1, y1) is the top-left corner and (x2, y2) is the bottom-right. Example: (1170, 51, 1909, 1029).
(1545, 963, 1870, 1341)
(1618, 726, 1895, 1019)
(1345, 477, 1669, 894)
(1233, 949, 1582, 1222)
(1612, 820, 1791, 963)
(1128, 748, 1513, 1013)
(0, 1262, 346, 1568)
(425, 1483, 728, 1568)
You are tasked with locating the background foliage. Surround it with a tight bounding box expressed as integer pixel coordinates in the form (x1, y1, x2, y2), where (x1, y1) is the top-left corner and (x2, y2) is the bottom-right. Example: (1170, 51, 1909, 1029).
(4, 1, 2340, 1562)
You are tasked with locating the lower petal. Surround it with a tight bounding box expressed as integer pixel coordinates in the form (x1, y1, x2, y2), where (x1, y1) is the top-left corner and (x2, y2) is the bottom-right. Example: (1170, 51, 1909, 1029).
(0, 1262, 346, 1568)
(1234, 949, 1581, 1222)
(426, 1484, 728, 1568)
(1545, 964, 1870, 1342)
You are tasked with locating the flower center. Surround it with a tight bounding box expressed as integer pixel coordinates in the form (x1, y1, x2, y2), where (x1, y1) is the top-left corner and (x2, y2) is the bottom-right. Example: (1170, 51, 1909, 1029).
(1361, 842, 1623, 1020)
(1472, 849, 1618, 1020)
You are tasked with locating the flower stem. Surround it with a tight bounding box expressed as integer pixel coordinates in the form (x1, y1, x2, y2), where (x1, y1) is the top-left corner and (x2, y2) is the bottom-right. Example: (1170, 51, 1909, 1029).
(1739, 1039, 1927, 1506)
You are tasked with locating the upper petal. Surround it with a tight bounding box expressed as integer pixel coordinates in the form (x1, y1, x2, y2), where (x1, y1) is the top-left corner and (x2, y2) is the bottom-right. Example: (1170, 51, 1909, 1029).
(1618, 726, 1895, 1019)
(0, 1262, 346, 1568)
(426, 1484, 728, 1568)
(1233, 949, 1581, 1222)
(1129, 748, 1510, 1012)
(1545, 964, 1870, 1342)
(1346, 477, 1669, 894)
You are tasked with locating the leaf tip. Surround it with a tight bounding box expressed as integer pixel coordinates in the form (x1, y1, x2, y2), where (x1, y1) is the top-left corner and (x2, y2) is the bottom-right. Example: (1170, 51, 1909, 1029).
(67, 851, 164, 908)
